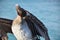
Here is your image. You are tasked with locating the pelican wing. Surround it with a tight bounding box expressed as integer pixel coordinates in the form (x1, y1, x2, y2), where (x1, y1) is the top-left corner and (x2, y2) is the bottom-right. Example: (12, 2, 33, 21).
(0, 18, 13, 33)
(25, 11, 50, 40)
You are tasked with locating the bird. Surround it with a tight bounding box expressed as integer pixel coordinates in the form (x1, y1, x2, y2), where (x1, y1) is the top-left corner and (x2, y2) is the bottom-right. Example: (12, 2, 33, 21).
(11, 4, 50, 40)
(0, 4, 50, 40)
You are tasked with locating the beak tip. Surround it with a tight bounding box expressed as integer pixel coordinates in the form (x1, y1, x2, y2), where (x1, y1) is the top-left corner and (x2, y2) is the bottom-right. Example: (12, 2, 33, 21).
(16, 4, 19, 6)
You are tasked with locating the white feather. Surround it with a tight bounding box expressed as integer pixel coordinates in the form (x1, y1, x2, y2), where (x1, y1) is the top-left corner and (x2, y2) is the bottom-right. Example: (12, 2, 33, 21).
(12, 16, 32, 40)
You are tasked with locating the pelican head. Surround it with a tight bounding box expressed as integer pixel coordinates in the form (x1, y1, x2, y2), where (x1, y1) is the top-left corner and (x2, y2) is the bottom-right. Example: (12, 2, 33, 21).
(16, 4, 27, 18)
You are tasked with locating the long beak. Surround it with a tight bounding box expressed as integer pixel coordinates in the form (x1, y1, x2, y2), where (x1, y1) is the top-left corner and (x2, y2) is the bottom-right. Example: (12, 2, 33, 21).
(16, 4, 27, 18)
(16, 4, 22, 16)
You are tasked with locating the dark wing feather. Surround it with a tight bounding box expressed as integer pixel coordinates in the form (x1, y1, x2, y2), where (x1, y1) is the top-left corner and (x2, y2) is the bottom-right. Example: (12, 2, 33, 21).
(25, 17, 40, 37)
(25, 11, 50, 40)
(0, 18, 13, 33)
(27, 12, 47, 32)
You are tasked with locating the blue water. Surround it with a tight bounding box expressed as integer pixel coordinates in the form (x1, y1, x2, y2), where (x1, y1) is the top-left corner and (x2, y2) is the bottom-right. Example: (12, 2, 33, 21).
(0, 0, 60, 40)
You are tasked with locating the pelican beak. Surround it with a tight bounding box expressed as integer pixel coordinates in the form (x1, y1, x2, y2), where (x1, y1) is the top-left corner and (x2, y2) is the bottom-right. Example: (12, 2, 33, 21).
(16, 4, 22, 17)
(16, 4, 26, 18)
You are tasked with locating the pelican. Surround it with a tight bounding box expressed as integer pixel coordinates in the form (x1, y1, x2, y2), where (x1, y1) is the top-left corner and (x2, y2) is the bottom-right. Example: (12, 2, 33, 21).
(0, 4, 50, 40)
(12, 4, 50, 40)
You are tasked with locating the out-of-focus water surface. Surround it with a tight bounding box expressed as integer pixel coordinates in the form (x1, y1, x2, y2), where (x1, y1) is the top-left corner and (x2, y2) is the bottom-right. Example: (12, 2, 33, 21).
(0, 0, 60, 40)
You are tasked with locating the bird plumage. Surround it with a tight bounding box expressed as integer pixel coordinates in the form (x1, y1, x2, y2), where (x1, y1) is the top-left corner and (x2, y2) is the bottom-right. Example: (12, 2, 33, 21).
(0, 4, 50, 40)
(0, 18, 12, 40)
(12, 15, 32, 40)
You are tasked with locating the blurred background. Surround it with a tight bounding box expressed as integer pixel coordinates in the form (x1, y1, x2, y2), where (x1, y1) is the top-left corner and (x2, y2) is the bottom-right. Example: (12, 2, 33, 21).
(0, 0, 60, 40)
